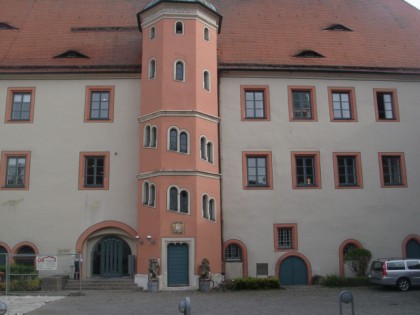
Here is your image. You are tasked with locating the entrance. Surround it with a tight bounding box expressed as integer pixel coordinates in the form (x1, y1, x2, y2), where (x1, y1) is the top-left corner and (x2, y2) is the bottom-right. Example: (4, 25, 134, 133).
(92, 236, 131, 277)
(167, 243, 189, 287)
(279, 256, 308, 285)
(406, 239, 420, 258)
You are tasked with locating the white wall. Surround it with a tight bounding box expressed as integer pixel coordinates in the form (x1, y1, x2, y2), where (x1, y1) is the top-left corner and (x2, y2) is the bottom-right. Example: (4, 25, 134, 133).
(219, 72, 420, 277)
(0, 74, 140, 254)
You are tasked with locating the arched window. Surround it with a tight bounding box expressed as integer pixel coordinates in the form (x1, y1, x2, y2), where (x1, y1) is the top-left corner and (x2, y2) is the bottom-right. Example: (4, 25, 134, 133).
(204, 27, 209, 41)
(209, 198, 215, 221)
(175, 21, 184, 34)
(202, 194, 209, 219)
(169, 128, 178, 151)
(149, 26, 156, 39)
(175, 61, 185, 81)
(151, 126, 157, 147)
(180, 132, 188, 153)
(149, 184, 156, 207)
(149, 59, 156, 79)
(200, 137, 206, 159)
(15, 246, 35, 266)
(180, 190, 189, 213)
(225, 244, 242, 262)
(169, 187, 178, 211)
(207, 142, 213, 163)
(143, 181, 150, 205)
(144, 125, 151, 147)
(203, 71, 210, 91)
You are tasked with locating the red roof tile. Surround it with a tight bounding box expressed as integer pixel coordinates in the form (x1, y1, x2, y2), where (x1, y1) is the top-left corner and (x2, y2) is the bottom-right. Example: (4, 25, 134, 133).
(1, 0, 420, 73)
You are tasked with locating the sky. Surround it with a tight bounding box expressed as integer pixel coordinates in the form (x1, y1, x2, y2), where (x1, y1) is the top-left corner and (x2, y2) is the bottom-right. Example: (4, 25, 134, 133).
(405, 0, 420, 9)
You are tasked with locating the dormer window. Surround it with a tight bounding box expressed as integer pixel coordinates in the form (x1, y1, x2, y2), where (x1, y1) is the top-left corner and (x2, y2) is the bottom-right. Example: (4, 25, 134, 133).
(175, 21, 184, 35)
(0, 22, 18, 30)
(324, 24, 353, 31)
(294, 50, 325, 58)
(54, 50, 89, 59)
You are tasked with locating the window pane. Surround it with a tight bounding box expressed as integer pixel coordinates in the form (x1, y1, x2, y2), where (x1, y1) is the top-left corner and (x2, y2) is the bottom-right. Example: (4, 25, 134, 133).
(278, 228, 293, 249)
(6, 157, 26, 187)
(180, 133, 188, 153)
(180, 191, 188, 213)
(169, 129, 178, 151)
(245, 91, 265, 118)
(247, 156, 268, 186)
(169, 187, 178, 210)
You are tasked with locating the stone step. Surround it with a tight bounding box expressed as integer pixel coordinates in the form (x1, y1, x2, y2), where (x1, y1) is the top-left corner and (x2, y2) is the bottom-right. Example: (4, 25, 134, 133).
(64, 278, 141, 291)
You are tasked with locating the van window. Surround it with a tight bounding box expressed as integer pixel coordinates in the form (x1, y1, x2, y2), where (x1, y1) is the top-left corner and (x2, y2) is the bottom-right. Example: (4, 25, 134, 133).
(387, 261, 405, 270)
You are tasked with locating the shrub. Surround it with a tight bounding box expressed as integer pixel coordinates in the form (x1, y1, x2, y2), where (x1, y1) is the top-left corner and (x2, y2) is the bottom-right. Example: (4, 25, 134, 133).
(9, 276, 41, 291)
(234, 277, 280, 290)
(323, 274, 368, 287)
(344, 248, 372, 277)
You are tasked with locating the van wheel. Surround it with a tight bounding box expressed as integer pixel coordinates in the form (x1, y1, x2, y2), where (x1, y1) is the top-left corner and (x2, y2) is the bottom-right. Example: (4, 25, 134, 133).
(396, 278, 410, 292)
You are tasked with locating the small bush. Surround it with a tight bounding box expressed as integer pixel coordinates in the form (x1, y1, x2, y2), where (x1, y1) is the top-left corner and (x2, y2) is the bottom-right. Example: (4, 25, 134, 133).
(323, 274, 368, 287)
(345, 248, 372, 277)
(234, 277, 280, 290)
(9, 276, 41, 291)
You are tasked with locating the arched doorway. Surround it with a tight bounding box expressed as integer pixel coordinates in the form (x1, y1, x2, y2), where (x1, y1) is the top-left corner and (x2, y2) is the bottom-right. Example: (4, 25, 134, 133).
(92, 236, 131, 277)
(406, 239, 420, 258)
(279, 256, 308, 285)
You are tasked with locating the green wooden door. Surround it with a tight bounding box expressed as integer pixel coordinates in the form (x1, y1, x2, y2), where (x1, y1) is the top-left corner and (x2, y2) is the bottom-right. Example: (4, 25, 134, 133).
(100, 236, 123, 277)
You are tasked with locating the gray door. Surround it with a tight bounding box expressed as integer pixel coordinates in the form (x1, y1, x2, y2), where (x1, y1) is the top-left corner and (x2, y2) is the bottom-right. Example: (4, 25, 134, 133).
(406, 239, 420, 258)
(167, 243, 189, 287)
(92, 236, 131, 277)
(279, 256, 308, 285)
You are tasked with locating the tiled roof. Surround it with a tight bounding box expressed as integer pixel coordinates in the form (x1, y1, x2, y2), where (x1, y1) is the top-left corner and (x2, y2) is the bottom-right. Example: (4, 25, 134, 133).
(1, 0, 420, 74)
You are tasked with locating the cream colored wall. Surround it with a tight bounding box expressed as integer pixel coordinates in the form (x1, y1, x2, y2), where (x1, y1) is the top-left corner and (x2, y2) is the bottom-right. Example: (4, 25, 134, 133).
(219, 73, 420, 278)
(0, 75, 140, 255)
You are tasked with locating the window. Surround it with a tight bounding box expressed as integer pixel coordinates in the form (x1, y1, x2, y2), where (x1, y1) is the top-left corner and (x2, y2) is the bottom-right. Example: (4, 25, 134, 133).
(149, 59, 156, 79)
(144, 125, 157, 148)
(203, 71, 210, 91)
(202, 194, 216, 221)
(291, 151, 321, 189)
(175, 21, 184, 34)
(84, 86, 115, 122)
(78, 152, 110, 190)
(240, 85, 270, 121)
(175, 60, 185, 81)
(200, 136, 214, 163)
(167, 186, 189, 214)
(168, 127, 189, 154)
(204, 27, 209, 41)
(333, 152, 363, 189)
(242, 151, 273, 189)
(142, 181, 156, 207)
(328, 87, 357, 122)
(0, 151, 31, 190)
(5, 87, 35, 123)
(374, 89, 399, 121)
(225, 244, 242, 262)
(274, 224, 297, 251)
(288, 86, 317, 121)
(149, 26, 156, 39)
(379, 153, 407, 187)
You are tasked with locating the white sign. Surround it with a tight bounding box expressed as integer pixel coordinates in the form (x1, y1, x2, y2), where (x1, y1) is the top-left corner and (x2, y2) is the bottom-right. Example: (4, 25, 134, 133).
(36, 256, 58, 271)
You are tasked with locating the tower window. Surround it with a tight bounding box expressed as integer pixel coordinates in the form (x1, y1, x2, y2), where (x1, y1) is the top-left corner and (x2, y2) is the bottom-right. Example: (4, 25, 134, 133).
(175, 21, 184, 34)
(204, 27, 209, 41)
(203, 71, 210, 91)
(149, 26, 156, 39)
(175, 60, 185, 81)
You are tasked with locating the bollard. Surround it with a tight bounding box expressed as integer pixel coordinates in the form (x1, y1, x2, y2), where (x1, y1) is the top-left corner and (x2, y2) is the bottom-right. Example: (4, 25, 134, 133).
(178, 297, 191, 315)
(339, 291, 354, 315)
(0, 301, 7, 315)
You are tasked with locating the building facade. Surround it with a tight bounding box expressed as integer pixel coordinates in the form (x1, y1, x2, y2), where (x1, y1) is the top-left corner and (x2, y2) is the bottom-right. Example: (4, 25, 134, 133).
(0, 0, 420, 289)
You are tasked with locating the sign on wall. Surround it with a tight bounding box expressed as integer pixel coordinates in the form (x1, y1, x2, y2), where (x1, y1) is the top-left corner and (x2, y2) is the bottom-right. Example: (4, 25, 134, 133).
(36, 256, 58, 271)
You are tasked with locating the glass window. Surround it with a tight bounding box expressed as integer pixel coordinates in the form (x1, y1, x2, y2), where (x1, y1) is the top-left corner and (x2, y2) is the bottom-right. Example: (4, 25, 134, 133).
(204, 71, 210, 91)
(206, 142, 213, 163)
(200, 137, 206, 159)
(150, 26, 156, 39)
(169, 187, 178, 211)
(175, 61, 184, 81)
(332, 92, 351, 119)
(6, 157, 26, 187)
(245, 91, 265, 118)
(204, 27, 209, 41)
(180, 190, 189, 213)
(11, 93, 31, 121)
(377, 92, 394, 120)
(149, 184, 156, 207)
(202, 195, 209, 219)
(209, 199, 215, 221)
(382, 156, 402, 185)
(90, 91, 110, 120)
(175, 21, 183, 34)
(143, 182, 149, 205)
(151, 126, 157, 147)
(337, 156, 357, 186)
(295, 156, 315, 186)
(247, 156, 267, 186)
(149, 59, 156, 79)
(84, 156, 105, 187)
(278, 228, 293, 249)
(225, 244, 242, 262)
(169, 129, 178, 151)
(292, 91, 312, 119)
(180, 132, 188, 153)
